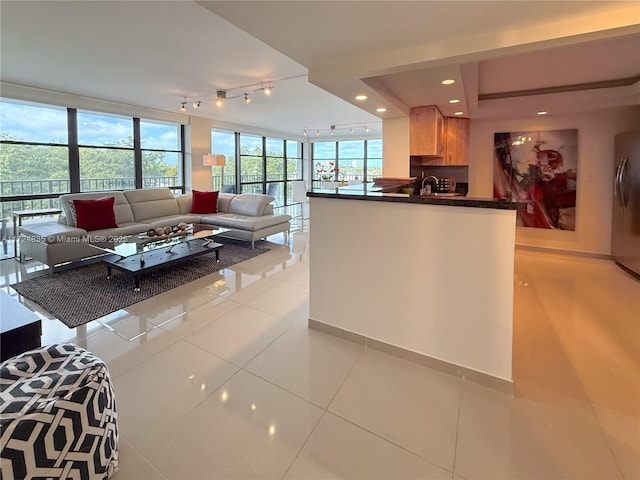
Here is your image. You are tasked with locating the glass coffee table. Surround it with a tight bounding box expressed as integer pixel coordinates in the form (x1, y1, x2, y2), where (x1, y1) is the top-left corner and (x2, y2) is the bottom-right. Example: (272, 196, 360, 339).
(89, 225, 230, 291)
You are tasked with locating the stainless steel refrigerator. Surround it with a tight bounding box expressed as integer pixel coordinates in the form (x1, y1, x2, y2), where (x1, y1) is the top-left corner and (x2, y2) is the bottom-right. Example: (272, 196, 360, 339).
(612, 129, 640, 277)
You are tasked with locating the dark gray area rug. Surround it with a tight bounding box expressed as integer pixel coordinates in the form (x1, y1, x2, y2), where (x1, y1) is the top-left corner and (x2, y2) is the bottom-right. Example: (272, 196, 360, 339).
(11, 240, 268, 328)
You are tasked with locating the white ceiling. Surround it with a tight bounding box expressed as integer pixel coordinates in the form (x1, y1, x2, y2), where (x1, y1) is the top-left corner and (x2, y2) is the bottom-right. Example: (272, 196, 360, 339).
(1, 1, 639, 140)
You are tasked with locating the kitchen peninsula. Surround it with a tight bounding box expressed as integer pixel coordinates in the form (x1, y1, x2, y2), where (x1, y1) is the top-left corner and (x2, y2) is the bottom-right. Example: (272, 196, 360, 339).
(307, 186, 523, 386)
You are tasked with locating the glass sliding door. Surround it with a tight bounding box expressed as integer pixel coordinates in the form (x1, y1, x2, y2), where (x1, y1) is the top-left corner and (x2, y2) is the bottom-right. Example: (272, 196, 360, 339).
(311, 138, 383, 188)
(266, 137, 285, 205)
(239, 134, 264, 193)
(211, 129, 236, 192)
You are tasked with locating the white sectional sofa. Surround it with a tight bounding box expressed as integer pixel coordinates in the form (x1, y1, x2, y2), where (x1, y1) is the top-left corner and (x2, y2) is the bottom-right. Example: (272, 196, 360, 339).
(19, 188, 291, 270)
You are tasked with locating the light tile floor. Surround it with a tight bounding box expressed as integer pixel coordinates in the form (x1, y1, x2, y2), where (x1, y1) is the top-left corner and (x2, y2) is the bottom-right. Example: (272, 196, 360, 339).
(1, 221, 638, 480)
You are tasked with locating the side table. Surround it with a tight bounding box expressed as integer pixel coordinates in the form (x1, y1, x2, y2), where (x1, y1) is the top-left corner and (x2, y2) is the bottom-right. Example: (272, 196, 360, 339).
(0, 290, 42, 361)
(12, 208, 62, 262)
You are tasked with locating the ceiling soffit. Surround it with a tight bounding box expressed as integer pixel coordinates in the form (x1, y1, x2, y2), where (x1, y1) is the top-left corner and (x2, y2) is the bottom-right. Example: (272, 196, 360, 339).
(202, 1, 640, 119)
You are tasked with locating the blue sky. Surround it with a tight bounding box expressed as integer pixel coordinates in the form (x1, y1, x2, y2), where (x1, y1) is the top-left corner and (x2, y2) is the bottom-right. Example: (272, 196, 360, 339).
(1, 100, 179, 150)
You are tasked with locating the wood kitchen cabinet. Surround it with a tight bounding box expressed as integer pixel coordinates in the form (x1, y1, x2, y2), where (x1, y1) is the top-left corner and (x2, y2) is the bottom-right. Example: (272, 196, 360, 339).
(442, 117, 470, 165)
(409, 105, 444, 156)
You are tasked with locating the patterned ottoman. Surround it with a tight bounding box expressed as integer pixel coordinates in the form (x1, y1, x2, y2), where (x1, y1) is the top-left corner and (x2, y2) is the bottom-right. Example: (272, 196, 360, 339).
(1, 343, 118, 479)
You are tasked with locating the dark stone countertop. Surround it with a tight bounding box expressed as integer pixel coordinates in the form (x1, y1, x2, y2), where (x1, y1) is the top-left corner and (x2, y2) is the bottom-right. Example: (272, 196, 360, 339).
(307, 185, 525, 210)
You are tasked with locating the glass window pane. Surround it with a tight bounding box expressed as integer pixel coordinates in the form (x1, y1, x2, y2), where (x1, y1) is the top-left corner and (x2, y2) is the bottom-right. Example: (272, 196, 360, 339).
(240, 134, 262, 156)
(78, 111, 133, 147)
(266, 138, 283, 156)
(340, 159, 364, 182)
(312, 142, 335, 160)
(286, 141, 301, 159)
(338, 140, 364, 159)
(267, 157, 285, 181)
(240, 183, 263, 194)
(212, 130, 236, 191)
(79, 147, 135, 191)
(142, 151, 181, 188)
(0, 144, 69, 195)
(240, 154, 263, 184)
(140, 120, 180, 150)
(367, 138, 382, 158)
(287, 157, 302, 180)
(0, 100, 68, 144)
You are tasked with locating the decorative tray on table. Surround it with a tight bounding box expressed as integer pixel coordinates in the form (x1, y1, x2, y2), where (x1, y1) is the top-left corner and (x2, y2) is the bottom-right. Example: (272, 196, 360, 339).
(137, 223, 193, 241)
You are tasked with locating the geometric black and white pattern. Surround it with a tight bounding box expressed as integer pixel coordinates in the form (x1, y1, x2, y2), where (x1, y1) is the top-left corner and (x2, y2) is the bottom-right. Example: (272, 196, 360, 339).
(1, 343, 118, 479)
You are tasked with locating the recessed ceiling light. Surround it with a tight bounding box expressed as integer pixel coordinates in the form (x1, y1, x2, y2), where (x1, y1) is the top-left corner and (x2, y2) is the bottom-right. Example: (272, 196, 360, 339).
(449, 99, 460, 104)
(441, 79, 455, 85)
(454, 111, 464, 116)
(376, 107, 387, 113)
(355, 95, 368, 101)
(537, 111, 548, 115)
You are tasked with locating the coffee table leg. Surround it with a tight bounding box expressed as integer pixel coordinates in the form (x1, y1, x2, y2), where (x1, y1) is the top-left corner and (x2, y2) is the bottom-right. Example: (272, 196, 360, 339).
(106, 266, 112, 280)
(134, 275, 141, 292)
(216, 250, 220, 262)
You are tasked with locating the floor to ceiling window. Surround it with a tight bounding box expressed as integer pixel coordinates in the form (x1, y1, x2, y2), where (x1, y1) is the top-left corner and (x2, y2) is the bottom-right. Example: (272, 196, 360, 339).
(311, 138, 382, 188)
(211, 129, 236, 192)
(77, 111, 135, 191)
(211, 129, 303, 207)
(0, 98, 185, 225)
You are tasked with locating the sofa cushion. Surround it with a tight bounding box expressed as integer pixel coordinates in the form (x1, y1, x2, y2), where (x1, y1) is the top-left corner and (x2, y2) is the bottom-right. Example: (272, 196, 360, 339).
(60, 191, 133, 227)
(144, 215, 201, 228)
(228, 194, 275, 216)
(191, 190, 219, 214)
(123, 188, 180, 222)
(200, 213, 290, 232)
(74, 197, 118, 231)
(176, 194, 192, 214)
(217, 193, 235, 213)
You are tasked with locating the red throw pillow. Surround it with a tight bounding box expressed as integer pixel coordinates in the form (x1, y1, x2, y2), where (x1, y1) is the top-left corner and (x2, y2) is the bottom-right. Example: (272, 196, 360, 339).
(73, 197, 118, 231)
(191, 190, 219, 214)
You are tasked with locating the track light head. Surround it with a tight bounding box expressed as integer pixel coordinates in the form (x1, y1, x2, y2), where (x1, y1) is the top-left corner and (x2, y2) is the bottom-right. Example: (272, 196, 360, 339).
(244, 93, 252, 104)
(262, 85, 273, 96)
(192, 101, 201, 109)
(180, 102, 186, 112)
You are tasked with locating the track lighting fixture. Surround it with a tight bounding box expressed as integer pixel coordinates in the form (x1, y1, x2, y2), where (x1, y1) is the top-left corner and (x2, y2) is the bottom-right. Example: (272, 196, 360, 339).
(214, 90, 226, 108)
(302, 122, 375, 137)
(177, 75, 300, 112)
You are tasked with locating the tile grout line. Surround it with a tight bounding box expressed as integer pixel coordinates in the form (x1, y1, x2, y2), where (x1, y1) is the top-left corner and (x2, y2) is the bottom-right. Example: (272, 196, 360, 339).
(278, 335, 366, 480)
(450, 376, 465, 480)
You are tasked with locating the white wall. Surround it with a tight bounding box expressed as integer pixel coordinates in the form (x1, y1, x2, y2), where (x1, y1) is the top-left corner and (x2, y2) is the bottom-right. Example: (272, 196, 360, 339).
(309, 196, 516, 382)
(382, 105, 639, 255)
(470, 106, 639, 255)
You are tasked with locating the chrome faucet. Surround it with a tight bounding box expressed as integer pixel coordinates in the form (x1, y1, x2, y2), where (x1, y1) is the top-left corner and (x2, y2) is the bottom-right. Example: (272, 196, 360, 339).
(421, 176, 438, 195)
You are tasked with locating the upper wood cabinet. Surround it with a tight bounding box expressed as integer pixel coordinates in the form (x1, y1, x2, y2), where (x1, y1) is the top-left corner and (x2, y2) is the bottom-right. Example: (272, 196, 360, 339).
(409, 106, 444, 156)
(442, 117, 470, 165)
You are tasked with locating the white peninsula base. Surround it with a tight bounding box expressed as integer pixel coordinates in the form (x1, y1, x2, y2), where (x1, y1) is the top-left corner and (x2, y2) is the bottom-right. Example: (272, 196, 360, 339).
(309, 196, 518, 385)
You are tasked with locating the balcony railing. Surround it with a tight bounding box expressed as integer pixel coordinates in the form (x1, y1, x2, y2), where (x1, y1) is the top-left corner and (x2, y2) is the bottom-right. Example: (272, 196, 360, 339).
(0, 175, 305, 221)
(0, 177, 179, 220)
